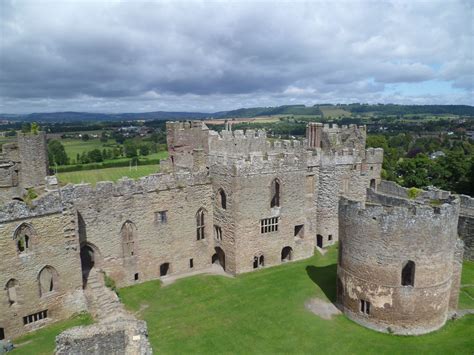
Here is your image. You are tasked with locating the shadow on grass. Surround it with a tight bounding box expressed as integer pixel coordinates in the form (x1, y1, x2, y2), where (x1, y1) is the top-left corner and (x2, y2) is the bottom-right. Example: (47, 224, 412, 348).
(306, 263, 337, 303)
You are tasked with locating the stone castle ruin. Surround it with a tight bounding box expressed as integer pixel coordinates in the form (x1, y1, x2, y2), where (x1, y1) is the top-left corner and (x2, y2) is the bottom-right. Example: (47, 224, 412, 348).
(0, 121, 472, 347)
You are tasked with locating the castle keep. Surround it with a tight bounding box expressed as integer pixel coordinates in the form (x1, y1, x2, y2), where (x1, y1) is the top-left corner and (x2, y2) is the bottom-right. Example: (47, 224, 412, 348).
(0, 121, 470, 343)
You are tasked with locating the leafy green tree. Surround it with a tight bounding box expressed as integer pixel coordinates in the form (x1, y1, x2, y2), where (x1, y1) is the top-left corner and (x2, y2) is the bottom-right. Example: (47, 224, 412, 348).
(87, 149, 103, 163)
(47, 140, 69, 166)
(124, 140, 138, 158)
(21, 122, 31, 133)
(396, 154, 433, 188)
(139, 144, 150, 156)
(100, 131, 108, 143)
(81, 134, 90, 141)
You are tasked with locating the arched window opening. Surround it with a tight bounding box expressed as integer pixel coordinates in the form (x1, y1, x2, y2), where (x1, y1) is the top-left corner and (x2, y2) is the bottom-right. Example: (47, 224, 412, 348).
(270, 179, 280, 208)
(370, 179, 376, 190)
(38, 266, 58, 297)
(196, 208, 206, 240)
(6, 279, 19, 305)
(281, 246, 292, 262)
(160, 263, 170, 277)
(253, 255, 264, 269)
(14, 223, 35, 253)
(401, 260, 415, 287)
(121, 221, 136, 257)
(212, 247, 226, 270)
(217, 189, 227, 210)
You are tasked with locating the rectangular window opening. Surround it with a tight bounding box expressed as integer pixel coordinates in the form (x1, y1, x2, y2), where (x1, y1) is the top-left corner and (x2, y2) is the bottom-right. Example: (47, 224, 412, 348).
(260, 217, 279, 234)
(294, 225, 304, 238)
(134, 273, 139, 281)
(155, 211, 168, 224)
(214, 225, 222, 241)
(23, 310, 48, 325)
(189, 258, 194, 268)
(360, 300, 370, 315)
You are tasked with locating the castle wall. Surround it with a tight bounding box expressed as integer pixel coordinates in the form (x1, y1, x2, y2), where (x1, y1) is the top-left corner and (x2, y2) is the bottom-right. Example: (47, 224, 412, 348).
(61, 173, 214, 288)
(17, 132, 49, 188)
(338, 194, 461, 335)
(209, 153, 315, 274)
(0, 207, 86, 340)
(458, 195, 474, 261)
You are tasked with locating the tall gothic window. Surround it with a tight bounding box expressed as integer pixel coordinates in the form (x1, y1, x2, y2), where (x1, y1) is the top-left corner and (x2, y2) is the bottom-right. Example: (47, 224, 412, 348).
(14, 223, 35, 253)
(121, 221, 136, 257)
(270, 178, 280, 208)
(38, 266, 58, 297)
(6, 279, 19, 305)
(196, 208, 206, 240)
(217, 188, 227, 210)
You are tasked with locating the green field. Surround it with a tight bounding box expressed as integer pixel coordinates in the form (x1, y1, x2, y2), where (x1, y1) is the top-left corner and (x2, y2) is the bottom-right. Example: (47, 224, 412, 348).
(12, 313, 92, 355)
(57, 165, 160, 185)
(460, 260, 474, 309)
(62, 138, 109, 160)
(119, 246, 474, 354)
(319, 106, 352, 119)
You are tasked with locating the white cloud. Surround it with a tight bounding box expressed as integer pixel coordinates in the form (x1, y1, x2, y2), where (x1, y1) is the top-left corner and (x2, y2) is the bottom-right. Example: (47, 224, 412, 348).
(0, 0, 472, 113)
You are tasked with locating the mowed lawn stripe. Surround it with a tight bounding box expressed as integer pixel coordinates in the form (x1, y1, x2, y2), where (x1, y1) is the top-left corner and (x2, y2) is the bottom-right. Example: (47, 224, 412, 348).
(119, 246, 474, 354)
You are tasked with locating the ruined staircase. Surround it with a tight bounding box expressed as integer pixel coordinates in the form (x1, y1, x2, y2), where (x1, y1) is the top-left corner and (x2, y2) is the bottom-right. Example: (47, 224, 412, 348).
(84, 268, 134, 322)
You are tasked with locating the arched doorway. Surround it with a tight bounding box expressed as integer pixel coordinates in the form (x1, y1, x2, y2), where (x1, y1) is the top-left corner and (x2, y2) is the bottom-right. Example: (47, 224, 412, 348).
(370, 179, 376, 190)
(80, 243, 100, 287)
(281, 246, 292, 262)
(316, 234, 323, 248)
(160, 263, 170, 277)
(212, 247, 226, 271)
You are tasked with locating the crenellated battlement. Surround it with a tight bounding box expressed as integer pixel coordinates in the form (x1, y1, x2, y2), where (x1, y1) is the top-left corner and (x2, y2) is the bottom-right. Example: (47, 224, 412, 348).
(0, 171, 211, 223)
(208, 127, 307, 158)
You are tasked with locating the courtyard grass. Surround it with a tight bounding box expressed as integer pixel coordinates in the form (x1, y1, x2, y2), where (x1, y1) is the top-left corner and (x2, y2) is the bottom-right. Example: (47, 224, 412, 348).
(119, 246, 474, 354)
(57, 164, 160, 185)
(460, 260, 474, 309)
(12, 312, 92, 355)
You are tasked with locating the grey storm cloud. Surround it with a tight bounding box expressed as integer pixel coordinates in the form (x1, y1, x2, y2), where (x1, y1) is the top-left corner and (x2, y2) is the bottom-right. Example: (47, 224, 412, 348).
(0, 0, 473, 113)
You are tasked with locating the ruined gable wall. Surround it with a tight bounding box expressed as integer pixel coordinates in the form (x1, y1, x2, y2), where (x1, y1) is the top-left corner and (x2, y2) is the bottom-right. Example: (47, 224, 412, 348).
(64, 173, 214, 287)
(338, 193, 461, 335)
(0, 197, 86, 340)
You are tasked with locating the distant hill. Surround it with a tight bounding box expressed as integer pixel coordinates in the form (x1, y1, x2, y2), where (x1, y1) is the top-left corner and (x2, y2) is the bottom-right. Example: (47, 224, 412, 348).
(1, 104, 472, 122)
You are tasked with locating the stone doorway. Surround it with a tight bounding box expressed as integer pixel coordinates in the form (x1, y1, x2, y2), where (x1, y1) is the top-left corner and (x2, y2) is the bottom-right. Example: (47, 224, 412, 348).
(160, 263, 170, 277)
(0, 327, 4, 341)
(370, 179, 376, 190)
(281, 246, 293, 262)
(212, 247, 226, 271)
(80, 243, 100, 288)
(317, 234, 323, 248)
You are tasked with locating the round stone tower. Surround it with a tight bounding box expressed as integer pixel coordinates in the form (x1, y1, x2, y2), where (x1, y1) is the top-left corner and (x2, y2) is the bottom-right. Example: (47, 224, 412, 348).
(337, 195, 463, 335)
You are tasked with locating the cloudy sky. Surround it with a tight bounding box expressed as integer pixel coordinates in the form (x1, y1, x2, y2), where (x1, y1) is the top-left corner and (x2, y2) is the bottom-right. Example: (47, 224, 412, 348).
(0, 0, 473, 113)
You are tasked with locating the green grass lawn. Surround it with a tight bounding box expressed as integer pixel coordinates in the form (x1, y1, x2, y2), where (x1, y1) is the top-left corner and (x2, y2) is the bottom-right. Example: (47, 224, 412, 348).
(460, 260, 474, 309)
(62, 139, 109, 160)
(57, 165, 160, 185)
(12, 312, 92, 355)
(119, 246, 474, 354)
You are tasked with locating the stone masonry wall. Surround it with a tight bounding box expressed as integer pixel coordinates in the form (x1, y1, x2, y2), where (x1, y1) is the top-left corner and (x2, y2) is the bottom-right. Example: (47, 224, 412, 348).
(458, 195, 474, 260)
(0, 209, 86, 340)
(17, 132, 49, 188)
(62, 172, 214, 288)
(338, 194, 461, 335)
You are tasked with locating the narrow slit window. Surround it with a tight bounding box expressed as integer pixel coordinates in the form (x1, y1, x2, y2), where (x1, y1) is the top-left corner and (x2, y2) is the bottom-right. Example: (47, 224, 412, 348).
(270, 179, 280, 207)
(401, 260, 415, 286)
